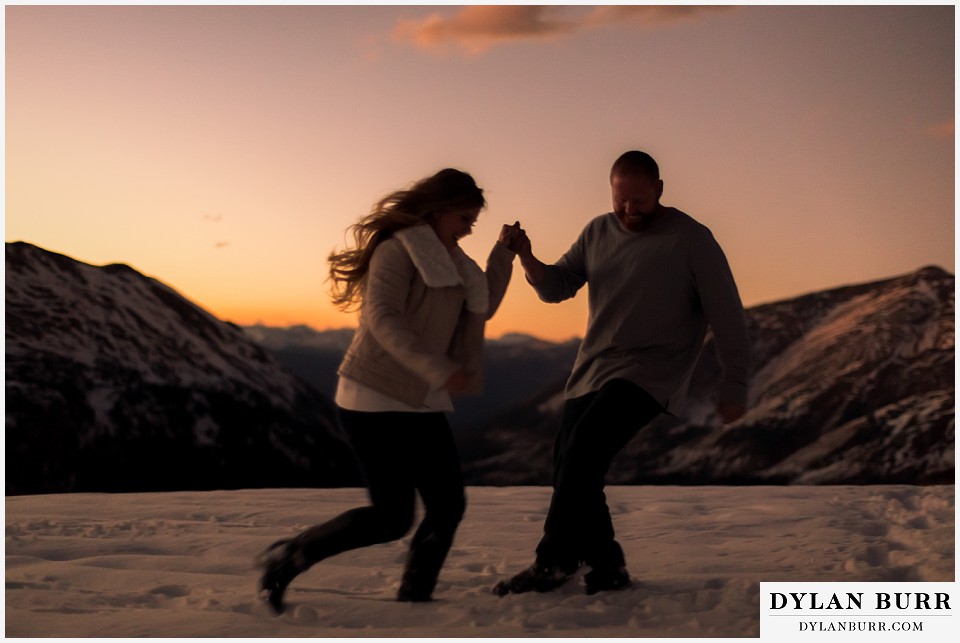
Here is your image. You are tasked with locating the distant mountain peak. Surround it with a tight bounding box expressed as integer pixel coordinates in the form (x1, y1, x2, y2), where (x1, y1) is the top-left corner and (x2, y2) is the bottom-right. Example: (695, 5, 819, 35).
(914, 264, 952, 278)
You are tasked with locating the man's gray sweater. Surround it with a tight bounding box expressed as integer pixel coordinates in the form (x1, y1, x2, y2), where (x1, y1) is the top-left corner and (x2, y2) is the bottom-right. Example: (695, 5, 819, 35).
(533, 209, 750, 410)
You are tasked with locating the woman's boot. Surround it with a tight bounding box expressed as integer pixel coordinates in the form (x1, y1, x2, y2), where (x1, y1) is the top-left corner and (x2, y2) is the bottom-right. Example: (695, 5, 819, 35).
(255, 539, 304, 614)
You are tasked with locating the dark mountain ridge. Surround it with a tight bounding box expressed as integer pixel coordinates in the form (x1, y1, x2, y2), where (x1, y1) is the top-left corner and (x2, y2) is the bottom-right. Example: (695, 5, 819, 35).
(466, 266, 954, 485)
(6, 241, 953, 491)
(5, 242, 361, 494)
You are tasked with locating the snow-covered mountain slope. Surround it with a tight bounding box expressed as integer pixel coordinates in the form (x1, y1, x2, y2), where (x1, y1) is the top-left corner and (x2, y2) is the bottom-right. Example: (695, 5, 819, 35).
(5, 242, 360, 494)
(468, 267, 955, 485)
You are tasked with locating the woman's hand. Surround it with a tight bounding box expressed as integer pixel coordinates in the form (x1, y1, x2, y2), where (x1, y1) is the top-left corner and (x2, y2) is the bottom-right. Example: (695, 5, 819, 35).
(445, 369, 473, 396)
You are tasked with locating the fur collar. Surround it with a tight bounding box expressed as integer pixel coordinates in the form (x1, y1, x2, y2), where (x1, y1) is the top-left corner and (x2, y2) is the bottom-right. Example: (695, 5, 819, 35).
(395, 225, 489, 314)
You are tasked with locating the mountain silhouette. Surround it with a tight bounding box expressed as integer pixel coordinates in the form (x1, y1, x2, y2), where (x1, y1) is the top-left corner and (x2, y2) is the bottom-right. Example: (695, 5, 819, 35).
(466, 267, 954, 485)
(6, 241, 953, 491)
(5, 242, 361, 494)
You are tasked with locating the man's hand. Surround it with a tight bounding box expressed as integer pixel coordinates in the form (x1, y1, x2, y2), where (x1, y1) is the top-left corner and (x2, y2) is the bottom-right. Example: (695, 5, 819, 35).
(717, 402, 745, 424)
(498, 222, 524, 252)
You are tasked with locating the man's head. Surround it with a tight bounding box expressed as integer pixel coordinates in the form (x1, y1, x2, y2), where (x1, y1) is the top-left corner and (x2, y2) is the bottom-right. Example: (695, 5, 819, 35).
(610, 151, 664, 232)
(610, 151, 660, 182)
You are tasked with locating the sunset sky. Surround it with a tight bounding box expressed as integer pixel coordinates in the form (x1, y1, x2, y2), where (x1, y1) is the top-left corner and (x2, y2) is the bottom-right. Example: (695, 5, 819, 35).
(5, 4, 955, 340)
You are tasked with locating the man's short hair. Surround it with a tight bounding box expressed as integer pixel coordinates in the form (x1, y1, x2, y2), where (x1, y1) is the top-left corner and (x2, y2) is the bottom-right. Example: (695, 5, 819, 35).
(611, 151, 660, 181)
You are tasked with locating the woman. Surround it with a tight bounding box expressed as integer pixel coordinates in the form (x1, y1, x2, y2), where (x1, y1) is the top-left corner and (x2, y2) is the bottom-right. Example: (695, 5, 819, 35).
(257, 168, 520, 612)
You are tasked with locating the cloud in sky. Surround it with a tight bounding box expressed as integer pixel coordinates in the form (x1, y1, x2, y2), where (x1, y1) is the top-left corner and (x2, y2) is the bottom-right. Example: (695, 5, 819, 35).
(392, 5, 732, 55)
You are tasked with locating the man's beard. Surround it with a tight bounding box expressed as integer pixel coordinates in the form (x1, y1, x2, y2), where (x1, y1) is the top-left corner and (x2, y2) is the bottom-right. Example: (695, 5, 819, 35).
(618, 208, 661, 231)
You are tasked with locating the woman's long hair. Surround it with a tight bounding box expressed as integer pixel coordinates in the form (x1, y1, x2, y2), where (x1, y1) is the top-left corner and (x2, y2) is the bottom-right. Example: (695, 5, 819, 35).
(328, 168, 485, 311)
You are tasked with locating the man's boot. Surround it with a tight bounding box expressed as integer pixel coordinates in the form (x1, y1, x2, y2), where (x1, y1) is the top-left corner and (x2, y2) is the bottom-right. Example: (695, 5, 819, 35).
(492, 561, 579, 597)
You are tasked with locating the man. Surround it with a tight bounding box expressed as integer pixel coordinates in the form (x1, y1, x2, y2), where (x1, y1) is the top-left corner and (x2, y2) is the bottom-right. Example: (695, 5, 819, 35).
(494, 150, 750, 596)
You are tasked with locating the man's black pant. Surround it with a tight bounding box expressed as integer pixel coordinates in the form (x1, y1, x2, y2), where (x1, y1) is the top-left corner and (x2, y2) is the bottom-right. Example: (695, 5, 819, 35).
(288, 409, 466, 598)
(535, 379, 663, 572)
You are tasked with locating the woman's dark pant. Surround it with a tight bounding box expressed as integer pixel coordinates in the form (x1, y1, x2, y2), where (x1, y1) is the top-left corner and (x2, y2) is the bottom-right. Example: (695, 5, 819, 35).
(286, 409, 466, 597)
(535, 379, 663, 573)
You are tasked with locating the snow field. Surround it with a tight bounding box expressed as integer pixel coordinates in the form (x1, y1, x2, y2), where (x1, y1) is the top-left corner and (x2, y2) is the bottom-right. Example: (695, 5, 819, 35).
(5, 485, 954, 638)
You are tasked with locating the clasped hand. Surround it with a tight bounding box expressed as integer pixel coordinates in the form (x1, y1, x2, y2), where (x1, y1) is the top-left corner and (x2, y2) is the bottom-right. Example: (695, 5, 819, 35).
(498, 221, 531, 256)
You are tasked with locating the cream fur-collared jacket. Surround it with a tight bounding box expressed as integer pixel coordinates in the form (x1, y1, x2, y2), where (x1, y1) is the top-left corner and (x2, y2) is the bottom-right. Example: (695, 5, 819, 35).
(337, 224, 516, 408)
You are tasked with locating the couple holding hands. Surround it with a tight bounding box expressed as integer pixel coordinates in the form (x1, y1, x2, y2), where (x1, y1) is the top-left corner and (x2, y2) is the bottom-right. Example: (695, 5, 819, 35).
(257, 151, 750, 613)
